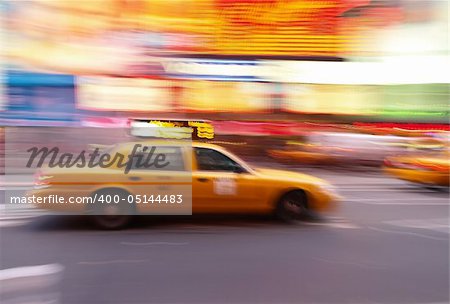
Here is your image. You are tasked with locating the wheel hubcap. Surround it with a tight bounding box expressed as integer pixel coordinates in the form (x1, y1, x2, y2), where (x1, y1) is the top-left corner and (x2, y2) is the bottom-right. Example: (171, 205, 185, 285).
(104, 205, 120, 216)
(284, 200, 303, 214)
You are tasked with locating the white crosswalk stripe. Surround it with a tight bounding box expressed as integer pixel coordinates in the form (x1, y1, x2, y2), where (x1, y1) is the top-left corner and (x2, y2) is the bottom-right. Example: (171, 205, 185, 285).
(384, 218, 450, 234)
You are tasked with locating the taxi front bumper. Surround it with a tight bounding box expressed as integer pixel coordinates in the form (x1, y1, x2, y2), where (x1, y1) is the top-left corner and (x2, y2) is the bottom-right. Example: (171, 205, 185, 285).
(308, 186, 342, 212)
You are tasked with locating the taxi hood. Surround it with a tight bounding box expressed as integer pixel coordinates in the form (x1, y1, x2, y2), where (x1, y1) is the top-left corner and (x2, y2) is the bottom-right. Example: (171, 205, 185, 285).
(253, 167, 327, 185)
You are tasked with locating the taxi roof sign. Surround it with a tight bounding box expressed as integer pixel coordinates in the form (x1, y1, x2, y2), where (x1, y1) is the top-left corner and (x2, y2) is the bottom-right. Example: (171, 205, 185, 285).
(129, 118, 214, 140)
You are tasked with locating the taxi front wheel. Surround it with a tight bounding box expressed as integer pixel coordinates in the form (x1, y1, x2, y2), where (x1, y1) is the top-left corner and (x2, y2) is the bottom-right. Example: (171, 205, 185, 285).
(275, 190, 311, 222)
(88, 189, 134, 230)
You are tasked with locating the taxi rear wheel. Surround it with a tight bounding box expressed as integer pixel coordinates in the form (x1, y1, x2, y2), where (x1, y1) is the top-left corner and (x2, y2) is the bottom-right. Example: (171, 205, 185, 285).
(275, 190, 310, 222)
(88, 189, 134, 230)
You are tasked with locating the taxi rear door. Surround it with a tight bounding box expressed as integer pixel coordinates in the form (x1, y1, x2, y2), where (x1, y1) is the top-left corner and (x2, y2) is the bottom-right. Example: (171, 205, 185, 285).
(124, 144, 192, 215)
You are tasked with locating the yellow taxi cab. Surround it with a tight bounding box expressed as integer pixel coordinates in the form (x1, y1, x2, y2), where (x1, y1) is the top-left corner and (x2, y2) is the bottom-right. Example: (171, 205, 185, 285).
(383, 153, 449, 187)
(267, 141, 335, 165)
(27, 140, 340, 229)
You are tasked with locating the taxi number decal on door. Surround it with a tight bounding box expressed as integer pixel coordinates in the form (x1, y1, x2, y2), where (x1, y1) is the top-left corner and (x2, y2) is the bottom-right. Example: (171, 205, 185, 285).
(213, 178, 237, 195)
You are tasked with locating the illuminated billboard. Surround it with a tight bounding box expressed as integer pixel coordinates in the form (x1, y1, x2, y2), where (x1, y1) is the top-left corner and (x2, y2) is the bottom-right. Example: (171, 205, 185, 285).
(179, 80, 272, 113)
(0, 69, 77, 125)
(141, 0, 372, 56)
(76, 77, 173, 111)
(5, 0, 392, 71)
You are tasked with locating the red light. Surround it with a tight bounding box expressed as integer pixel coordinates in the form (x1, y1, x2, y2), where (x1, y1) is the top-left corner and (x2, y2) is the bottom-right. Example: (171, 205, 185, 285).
(383, 159, 392, 167)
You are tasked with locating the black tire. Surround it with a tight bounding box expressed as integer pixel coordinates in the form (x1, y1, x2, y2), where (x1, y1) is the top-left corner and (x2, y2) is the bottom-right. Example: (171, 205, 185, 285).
(275, 190, 311, 222)
(88, 189, 134, 230)
(421, 184, 449, 193)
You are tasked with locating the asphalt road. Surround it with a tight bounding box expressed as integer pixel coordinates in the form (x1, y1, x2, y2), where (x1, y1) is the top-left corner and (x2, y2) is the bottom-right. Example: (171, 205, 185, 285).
(1, 168, 449, 304)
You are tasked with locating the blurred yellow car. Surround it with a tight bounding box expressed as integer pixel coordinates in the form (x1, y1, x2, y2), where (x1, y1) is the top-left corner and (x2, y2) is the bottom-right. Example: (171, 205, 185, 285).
(268, 141, 336, 165)
(28, 141, 340, 229)
(383, 153, 449, 187)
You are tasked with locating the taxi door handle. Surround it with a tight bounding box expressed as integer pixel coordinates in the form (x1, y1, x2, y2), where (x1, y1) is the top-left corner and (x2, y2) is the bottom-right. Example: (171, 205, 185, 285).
(129, 176, 141, 181)
(197, 178, 209, 182)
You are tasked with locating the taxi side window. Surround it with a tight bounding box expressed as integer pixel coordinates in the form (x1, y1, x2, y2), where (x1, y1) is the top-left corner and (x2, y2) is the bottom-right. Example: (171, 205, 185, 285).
(195, 148, 245, 172)
(130, 146, 185, 171)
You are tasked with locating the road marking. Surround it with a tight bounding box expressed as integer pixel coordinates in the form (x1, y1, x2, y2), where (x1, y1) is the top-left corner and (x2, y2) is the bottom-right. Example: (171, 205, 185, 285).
(303, 222, 360, 229)
(303, 217, 360, 229)
(0, 207, 48, 218)
(0, 219, 32, 227)
(339, 188, 443, 193)
(0, 186, 33, 191)
(312, 257, 387, 269)
(0, 205, 49, 227)
(121, 241, 189, 246)
(353, 203, 449, 206)
(0, 211, 48, 220)
(349, 197, 448, 201)
(384, 218, 450, 234)
(78, 259, 148, 265)
(0, 263, 64, 280)
(346, 198, 449, 205)
(0, 263, 64, 296)
(368, 226, 448, 241)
